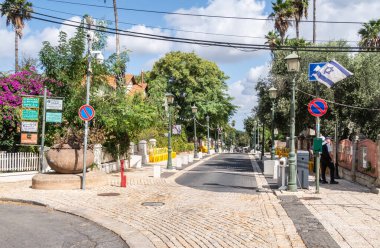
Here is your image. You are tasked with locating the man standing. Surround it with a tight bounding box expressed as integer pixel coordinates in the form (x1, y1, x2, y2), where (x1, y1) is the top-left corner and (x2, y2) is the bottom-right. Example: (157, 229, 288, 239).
(321, 137, 339, 184)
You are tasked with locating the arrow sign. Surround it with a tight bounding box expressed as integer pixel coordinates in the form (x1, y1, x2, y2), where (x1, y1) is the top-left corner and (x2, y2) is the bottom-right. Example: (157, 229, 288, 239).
(308, 98, 328, 117)
(78, 104, 95, 121)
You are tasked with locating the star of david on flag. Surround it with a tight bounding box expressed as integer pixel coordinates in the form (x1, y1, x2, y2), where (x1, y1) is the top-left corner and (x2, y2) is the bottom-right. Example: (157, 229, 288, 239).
(313, 60, 353, 88)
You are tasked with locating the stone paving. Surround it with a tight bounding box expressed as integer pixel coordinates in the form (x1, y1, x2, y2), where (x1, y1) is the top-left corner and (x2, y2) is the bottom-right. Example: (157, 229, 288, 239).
(0, 154, 304, 248)
(2, 153, 380, 248)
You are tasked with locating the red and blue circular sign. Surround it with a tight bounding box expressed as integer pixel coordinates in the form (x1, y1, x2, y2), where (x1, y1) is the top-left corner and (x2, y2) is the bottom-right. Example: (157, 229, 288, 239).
(78, 104, 95, 121)
(308, 98, 328, 117)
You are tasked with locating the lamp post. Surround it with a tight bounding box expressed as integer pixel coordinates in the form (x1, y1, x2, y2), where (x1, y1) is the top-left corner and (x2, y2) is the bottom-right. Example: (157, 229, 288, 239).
(166, 93, 174, 169)
(192, 105, 199, 158)
(206, 115, 210, 154)
(269, 87, 278, 160)
(253, 120, 257, 153)
(284, 51, 300, 192)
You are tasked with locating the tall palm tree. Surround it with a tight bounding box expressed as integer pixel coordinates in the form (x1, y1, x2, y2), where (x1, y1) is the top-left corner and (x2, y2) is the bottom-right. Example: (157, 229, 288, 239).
(104, 0, 120, 55)
(290, 0, 309, 39)
(1, 0, 33, 71)
(269, 0, 294, 44)
(358, 19, 380, 50)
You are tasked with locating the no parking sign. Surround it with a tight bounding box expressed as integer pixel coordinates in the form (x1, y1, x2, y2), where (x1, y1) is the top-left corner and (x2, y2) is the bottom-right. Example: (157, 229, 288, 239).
(308, 98, 328, 117)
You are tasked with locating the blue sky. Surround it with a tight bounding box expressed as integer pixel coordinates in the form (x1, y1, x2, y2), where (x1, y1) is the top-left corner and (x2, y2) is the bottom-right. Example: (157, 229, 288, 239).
(1, 0, 380, 130)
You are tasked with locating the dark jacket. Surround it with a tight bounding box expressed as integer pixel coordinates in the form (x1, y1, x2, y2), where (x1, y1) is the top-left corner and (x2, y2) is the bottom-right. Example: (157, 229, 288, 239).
(321, 143, 332, 162)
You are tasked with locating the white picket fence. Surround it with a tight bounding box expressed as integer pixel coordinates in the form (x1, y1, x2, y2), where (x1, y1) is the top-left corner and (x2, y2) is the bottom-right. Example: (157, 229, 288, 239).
(0, 152, 40, 172)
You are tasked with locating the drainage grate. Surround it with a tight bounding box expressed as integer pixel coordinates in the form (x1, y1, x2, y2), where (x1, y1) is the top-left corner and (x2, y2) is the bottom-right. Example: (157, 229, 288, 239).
(300, 197, 322, 201)
(141, 202, 165, 207)
(97, 193, 120, 196)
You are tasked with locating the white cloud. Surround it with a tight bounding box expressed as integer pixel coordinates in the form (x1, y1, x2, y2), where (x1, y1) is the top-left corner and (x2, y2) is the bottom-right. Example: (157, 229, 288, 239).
(105, 25, 173, 55)
(165, 0, 270, 62)
(228, 64, 269, 130)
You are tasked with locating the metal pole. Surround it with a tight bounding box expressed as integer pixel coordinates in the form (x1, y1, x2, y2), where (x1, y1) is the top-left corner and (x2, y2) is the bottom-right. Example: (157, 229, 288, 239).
(207, 116, 210, 154)
(253, 125, 256, 153)
(194, 115, 199, 158)
(288, 76, 297, 192)
(258, 123, 260, 153)
(167, 104, 172, 169)
(39, 86, 47, 173)
(315, 84, 321, 193)
(271, 100, 276, 160)
(261, 123, 265, 160)
(334, 116, 340, 178)
(82, 23, 92, 190)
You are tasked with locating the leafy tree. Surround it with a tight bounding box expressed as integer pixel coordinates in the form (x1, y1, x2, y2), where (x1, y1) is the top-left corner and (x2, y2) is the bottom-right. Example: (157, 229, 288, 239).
(1, 0, 33, 71)
(145, 51, 237, 140)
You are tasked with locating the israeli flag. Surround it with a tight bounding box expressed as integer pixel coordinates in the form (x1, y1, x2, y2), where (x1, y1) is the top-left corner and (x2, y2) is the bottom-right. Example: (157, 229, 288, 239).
(313, 60, 353, 88)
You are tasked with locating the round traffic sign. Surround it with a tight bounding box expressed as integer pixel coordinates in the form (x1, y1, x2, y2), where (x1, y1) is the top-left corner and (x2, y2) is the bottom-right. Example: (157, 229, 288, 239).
(78, 104, 95, 121)
(308, 98, 328, 117)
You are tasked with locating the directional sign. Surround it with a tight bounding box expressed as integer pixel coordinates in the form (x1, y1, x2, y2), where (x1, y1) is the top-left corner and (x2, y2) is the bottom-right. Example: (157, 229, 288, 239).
(46, 99, 63, 110)
(22, 109, 39, 121)
(309, 63, 326, 81)
(308, 98, 328, 117)
(22, 97, 39, 108)
(46, 112, 62, 123)
(78, 104, 95, 121)
(21, 121, 38, 132)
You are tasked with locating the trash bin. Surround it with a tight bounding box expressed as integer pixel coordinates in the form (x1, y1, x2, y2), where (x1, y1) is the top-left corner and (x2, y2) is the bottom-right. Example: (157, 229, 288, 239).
(297, 151, 309, 189)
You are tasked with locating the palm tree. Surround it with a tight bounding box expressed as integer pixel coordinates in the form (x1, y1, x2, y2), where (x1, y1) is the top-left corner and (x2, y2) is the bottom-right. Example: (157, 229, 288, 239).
(290, 0, 309, 39)
(104, 0, 120, 55)
(1, 0, 33, 71)
(358, 19, 380, 50)
(269, 0, 294, 44)
(265, 31, 281, 50)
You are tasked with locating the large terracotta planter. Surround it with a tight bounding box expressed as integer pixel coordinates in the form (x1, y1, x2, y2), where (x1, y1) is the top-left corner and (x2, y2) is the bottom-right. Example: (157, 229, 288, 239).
(46, 144, 94, 174)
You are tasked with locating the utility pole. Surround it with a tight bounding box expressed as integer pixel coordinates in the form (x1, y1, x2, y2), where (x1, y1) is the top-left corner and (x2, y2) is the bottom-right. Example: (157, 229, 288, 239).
(39, 86, 47, 173)
(313, 0, 316, 44)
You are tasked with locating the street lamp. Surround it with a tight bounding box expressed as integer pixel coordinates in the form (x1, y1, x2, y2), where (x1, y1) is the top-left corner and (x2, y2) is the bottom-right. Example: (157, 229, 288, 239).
(284, 51, 300, 192)
(192, 105, 199, 158)
(253, 120, 257, 153)
(269, 87, 278, 160)
(166, 93, 174, 169)
(206, 115, 210, 155)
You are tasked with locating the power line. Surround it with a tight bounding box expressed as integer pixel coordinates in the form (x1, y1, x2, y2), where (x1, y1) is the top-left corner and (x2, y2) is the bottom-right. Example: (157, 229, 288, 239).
(30, 12, 380, 53)
(44, 0, 366, 25)
(296, 88, 380, 111)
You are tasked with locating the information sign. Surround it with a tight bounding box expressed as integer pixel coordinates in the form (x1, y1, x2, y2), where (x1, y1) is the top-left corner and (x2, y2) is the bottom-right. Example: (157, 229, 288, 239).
(46, 99, 63, 110)
(21, 133, 38, 144)
(46, 112, 62, 123)
(22, 98, 39, 108)
(22, 109, 39, 121)
(21, 121, 38, 132)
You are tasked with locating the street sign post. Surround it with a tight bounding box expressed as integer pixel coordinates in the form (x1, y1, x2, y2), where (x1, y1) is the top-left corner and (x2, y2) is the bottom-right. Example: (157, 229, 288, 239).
(308, 98, 328, 117)
(22, 109, 39, 121)
(46, 112, 62, 123)
(78, 104, 95, 121)
(309, 63, 326, 81)
(46, 99, 63, 110)
(21, 122, 38, 132)
(22, 98, 39, 108)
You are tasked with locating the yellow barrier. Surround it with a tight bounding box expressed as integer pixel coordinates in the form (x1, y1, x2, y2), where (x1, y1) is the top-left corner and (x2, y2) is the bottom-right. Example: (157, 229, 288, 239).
(200, 146, 208, 153)
(149, 148, 176, 163)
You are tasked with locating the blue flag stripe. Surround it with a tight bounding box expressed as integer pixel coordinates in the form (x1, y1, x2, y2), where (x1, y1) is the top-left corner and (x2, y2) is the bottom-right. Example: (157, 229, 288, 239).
(330, 60, 351, 77)
(315, 71, 334, 87)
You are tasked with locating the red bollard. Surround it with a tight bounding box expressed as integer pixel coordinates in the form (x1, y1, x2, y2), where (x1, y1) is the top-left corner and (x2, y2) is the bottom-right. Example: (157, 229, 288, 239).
(120, 160, 127, 187)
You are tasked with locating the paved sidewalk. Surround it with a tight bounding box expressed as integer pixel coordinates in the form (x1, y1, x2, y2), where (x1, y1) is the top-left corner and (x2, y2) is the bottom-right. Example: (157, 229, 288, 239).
(271, 163, 380, 248)
(0, 154, 305, 248)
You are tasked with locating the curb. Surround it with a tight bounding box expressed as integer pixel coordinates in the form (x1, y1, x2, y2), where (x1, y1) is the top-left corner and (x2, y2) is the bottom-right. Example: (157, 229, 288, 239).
(0, 197, 154, 248)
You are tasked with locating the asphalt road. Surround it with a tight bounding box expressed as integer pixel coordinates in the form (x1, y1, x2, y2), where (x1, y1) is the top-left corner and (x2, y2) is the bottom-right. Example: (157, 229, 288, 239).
(175, 153, 258, 194)
(0, 201, 128, 248)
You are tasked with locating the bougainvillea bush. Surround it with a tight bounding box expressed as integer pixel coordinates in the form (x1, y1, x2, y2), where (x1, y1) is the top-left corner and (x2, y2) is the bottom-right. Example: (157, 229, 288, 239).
(0, 68, 61, 151)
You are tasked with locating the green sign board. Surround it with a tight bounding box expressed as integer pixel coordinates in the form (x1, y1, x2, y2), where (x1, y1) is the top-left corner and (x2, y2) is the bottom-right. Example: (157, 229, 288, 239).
(46, 112, 62, 123)
(22, 109, 39, 121)
(22, 98, 39, 108)
(313, 138, 323, 153)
